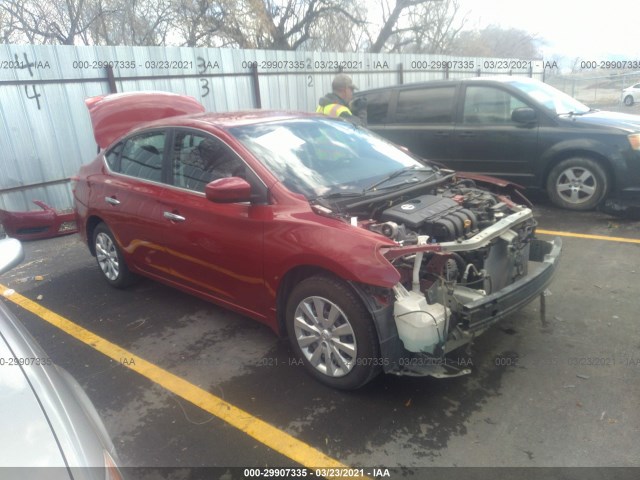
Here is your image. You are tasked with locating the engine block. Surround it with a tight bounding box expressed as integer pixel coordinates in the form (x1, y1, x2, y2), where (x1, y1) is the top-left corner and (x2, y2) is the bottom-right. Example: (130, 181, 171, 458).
(381, 195, 478, 242)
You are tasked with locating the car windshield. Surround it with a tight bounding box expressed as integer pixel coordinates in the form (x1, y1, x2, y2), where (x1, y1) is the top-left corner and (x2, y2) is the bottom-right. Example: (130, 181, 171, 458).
(509, 79, 591, 115)
(230, 118, 432, 199)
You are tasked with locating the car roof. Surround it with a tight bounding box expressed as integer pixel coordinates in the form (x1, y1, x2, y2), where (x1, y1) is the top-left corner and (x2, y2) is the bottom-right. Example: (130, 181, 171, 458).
(356, 76, 539, 94)
(85, 92, 320, 148)
(153, 110, 318, 129)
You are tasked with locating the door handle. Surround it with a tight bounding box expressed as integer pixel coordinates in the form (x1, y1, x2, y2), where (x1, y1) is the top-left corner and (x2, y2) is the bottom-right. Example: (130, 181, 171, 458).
(434, 131, 450, 137)
(104, 196, 120, 206)
(163, 211, 186, 222)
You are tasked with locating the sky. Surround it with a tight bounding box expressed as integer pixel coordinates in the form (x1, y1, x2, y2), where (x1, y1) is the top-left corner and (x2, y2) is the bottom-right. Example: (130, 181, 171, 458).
(458, 0, 640, 62)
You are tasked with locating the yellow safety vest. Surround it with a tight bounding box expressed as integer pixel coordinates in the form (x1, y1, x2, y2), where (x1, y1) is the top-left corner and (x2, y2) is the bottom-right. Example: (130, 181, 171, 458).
(316, 103, 352, 117)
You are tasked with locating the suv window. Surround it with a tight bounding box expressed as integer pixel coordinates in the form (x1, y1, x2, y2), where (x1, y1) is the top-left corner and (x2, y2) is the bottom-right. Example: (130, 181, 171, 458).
(120, 131, 166, 182)
(395, 87, 456, 124)
(363, 91, 391, 125)
(463, 86, 528, 125)
(171, 131, 245, 193)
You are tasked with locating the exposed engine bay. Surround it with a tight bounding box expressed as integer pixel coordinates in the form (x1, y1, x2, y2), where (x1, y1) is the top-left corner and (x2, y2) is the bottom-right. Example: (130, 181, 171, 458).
(368, 185, 515, 243)
(312, 174, 560, 376)
(366, 182, 536, 300)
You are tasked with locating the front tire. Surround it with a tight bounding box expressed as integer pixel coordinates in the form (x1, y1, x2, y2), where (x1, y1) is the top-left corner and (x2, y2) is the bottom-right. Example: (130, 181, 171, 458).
(285, 275, 381, 389)
(93, 223, 136, 288)
(546, 157, 608, 211)
(624, 95, 634, 107)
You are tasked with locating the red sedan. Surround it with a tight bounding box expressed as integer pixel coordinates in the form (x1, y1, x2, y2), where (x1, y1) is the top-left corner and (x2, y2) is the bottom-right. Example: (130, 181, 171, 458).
(74, 92, 561, 389)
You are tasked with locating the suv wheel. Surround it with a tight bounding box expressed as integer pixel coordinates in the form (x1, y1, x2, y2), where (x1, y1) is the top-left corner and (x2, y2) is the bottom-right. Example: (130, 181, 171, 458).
(285, 275, 381, 389)
(624, 95, 634, 106)
(93, 223, 136, 288)
(546, 157, 608, 211)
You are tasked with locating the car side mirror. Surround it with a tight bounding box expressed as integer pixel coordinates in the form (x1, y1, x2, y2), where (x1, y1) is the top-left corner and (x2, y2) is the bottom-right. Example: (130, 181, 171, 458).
(512, 107, 537, 124)
(0, 238, 24, 275)
(205, 177, 252, 203)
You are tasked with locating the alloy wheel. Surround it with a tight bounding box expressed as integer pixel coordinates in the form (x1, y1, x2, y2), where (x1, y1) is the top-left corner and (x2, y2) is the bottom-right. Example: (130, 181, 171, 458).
(95, 232, 120, 281)
(293, 296, 357, 378)
(554, 166, 598, 205)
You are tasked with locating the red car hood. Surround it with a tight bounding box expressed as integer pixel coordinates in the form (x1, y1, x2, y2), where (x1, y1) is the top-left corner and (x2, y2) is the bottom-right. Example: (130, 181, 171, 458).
(85, 91, 205, 149)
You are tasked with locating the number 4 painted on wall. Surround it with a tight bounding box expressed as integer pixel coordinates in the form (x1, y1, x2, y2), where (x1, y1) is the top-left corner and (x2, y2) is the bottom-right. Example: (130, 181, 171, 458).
(24, 85, 42, 110)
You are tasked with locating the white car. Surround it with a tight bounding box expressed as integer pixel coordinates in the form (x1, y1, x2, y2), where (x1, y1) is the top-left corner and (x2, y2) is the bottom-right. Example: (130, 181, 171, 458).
(622, 83, 640, 106)
(0, 238, 123, 479)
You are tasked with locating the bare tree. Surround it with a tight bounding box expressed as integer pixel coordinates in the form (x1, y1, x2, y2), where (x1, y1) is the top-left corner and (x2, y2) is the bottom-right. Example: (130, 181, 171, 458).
(216, 0, 363, 50)
(0, 5, 18, 43)
(78, 0, 118, 45)
(1, 0, 178, 46)
(303, 12, 364, 51)
(0, 0, 103, 44)
(402, 0, 466, 53)
(449, 26, 543, 59)
(118, 0, 175, 46)
(1, 0, 463, 51)
(172, 0, 224, 47)
(366, 0, 448, 53)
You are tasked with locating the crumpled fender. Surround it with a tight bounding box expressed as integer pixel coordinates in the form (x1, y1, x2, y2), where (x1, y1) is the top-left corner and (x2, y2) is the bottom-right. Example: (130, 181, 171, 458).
(0, 201, 77, 240)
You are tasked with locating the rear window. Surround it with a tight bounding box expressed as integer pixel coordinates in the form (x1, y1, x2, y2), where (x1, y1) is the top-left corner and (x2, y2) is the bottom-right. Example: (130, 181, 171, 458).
(105, 142, 123, 170)
(395, 87, 456, 124)
(119, 131, 166, 182)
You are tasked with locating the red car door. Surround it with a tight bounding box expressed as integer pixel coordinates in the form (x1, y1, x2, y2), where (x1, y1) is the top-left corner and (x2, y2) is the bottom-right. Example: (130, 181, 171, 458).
(96, 130, 175, 275)
(151, 130, 268, 320)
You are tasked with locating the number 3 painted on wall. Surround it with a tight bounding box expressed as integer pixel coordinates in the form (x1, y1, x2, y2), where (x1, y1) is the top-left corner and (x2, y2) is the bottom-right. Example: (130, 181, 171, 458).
(200, 78, 210, 97)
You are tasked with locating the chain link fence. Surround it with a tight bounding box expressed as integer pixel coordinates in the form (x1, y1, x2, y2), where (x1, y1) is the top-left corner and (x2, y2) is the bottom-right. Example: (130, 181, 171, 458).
(546, 71, 640, 113)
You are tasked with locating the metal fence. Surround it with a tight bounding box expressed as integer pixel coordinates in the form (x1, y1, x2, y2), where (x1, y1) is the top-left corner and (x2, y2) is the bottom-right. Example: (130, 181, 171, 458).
(547, 71, 640, 111)
(0, 44, 544, 212)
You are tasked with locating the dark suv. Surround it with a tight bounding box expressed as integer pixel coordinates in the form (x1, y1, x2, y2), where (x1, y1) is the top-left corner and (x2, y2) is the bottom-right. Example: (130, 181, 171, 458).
(355, 77, 640, 213)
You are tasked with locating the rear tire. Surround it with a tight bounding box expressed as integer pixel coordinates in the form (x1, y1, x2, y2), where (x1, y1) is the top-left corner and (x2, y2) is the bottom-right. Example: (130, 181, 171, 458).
(546, 157, 608, 211)
(624, 95, 634, 107)
(285, 275, 381, 390)
(93, 223, 136, 288)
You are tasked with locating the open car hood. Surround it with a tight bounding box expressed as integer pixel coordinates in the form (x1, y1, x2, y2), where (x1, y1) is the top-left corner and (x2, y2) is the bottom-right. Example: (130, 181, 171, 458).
(85, 91, 205, 149)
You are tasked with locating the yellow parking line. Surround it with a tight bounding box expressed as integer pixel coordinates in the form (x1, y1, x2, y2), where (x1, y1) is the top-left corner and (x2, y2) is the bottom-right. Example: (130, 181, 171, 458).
(0, 284, 352, 476)
(537, 229, 640, 244)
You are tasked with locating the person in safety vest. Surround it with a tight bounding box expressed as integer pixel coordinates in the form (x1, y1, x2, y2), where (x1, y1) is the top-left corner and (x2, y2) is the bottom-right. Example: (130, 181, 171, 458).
(316, 74, 367, 126)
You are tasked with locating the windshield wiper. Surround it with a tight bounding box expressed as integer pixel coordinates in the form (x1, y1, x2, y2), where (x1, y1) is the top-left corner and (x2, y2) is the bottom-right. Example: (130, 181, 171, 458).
(312, 191, 363, 201)
(558, 110, 591, 117)
(364, 166, 433, 192)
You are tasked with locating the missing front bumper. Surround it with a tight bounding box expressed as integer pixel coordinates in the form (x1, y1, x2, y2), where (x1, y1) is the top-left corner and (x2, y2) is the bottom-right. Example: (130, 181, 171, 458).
(371, 236, 562, 378)
(457, 237, 562, 333)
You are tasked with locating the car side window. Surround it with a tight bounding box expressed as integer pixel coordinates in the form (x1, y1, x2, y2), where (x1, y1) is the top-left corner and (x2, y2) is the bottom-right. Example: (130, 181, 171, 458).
(395, 87, 456, 124)
(463, 86, 528, 125)
(171, 131, 245, 193)
(362, 91, 391, 125)
(120, 131, 166, 182)
(104, 142, 124, 171)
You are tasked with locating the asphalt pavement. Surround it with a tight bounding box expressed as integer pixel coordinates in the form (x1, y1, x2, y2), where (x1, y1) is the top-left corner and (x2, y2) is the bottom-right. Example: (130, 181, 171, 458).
(1, 195, 639, 480)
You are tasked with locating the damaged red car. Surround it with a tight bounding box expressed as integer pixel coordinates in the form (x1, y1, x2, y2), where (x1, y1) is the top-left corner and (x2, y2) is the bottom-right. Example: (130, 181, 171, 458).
(73, 92, 561, 389)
